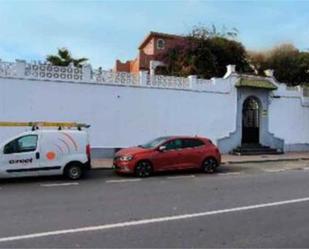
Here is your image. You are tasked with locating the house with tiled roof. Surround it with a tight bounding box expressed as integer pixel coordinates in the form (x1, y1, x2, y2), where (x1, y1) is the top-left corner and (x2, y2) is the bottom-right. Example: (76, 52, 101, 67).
(114, 31, 184, 73)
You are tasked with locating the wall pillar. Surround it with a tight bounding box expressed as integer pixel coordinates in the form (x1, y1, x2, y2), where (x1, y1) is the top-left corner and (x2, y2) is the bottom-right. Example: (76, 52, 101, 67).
(264, 69, 274, 78)
(82, 64, 92, 82)
(15, 59, 26, 78)
(223, 65, 236, 79)
(188, 75, 197, 90)
(139, 70, 148, 86)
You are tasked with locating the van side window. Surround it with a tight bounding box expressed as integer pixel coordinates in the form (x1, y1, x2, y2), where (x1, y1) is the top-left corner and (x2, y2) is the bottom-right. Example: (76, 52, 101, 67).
(4, 135, 38, 154)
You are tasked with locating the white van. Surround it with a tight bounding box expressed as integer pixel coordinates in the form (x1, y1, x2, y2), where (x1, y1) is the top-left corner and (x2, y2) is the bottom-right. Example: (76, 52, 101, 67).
(0, 129, 91, 180)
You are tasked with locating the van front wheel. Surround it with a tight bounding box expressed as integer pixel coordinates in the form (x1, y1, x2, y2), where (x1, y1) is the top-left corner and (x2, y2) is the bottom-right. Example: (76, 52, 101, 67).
(65, 164, 83, 180)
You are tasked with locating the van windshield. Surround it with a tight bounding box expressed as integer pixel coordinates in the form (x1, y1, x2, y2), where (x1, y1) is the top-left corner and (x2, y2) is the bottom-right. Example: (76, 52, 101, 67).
(139, 137, 171, 149)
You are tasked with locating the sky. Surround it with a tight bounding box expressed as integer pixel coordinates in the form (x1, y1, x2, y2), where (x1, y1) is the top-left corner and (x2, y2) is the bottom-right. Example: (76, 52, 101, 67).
(0, 0, 308, 69)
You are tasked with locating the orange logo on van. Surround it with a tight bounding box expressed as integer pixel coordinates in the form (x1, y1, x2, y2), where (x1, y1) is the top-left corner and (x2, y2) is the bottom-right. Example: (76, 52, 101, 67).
(46, 151, 56, 160)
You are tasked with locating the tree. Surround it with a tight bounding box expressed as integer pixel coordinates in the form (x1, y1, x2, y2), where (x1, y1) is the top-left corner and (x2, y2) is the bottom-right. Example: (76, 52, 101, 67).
(205, 36, 251, 76)
(156, 38, 217, 78)
(267, 44, 300, 85)
(249, 44, 309, 86)
(297, 52, 309, 85)
(46, 48, 88, 67)
(189, 24, 239, 40)
(246, 51, 268, 75)
(155, 25, 250, 78)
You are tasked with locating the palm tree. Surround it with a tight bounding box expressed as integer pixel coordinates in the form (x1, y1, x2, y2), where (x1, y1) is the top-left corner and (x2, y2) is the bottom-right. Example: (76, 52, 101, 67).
(46, 48, 88, 67)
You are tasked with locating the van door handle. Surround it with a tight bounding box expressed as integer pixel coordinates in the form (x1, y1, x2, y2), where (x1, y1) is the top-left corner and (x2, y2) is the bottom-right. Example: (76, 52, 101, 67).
(35, 152, 40, 160)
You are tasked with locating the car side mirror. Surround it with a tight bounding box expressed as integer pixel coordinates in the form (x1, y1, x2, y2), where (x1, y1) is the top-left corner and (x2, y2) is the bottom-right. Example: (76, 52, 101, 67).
(158, 145, 166, 152)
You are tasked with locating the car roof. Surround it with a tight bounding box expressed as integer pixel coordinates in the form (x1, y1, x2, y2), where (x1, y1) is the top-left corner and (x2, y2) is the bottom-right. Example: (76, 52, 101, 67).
(166, 135, 207, 140)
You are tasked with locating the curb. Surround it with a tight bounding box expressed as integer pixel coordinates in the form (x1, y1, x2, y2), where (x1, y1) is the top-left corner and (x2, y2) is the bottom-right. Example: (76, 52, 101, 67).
(91, 167, 113, 171)
(219, 158, 309, 165)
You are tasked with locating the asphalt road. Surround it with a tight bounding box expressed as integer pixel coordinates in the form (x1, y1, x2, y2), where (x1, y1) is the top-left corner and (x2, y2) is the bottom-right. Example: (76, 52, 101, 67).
(1, 162, 309, 248)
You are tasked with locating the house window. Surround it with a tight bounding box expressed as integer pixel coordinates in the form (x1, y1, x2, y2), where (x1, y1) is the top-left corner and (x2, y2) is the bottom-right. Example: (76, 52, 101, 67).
(157, 39, 165, 49)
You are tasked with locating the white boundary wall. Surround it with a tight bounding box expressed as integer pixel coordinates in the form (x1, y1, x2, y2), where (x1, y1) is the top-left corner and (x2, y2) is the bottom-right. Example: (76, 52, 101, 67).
(0, 77, 237, 149)
(269, 84, 309, 148)
(0, 60, 308, 153)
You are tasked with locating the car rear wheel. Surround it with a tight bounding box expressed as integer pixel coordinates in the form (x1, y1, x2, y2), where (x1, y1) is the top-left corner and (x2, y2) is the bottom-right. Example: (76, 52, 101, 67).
(65, 164, 83, 180)
(135, 161, 152, 177)
(202, 158, 218, 173)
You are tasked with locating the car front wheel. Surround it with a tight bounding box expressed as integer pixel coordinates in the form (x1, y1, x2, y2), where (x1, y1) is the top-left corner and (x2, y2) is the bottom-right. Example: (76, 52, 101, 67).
(135, 161, 152, 177)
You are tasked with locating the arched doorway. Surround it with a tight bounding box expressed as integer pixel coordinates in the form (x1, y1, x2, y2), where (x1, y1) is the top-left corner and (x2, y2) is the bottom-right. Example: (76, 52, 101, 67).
(242, 96, 260, 144)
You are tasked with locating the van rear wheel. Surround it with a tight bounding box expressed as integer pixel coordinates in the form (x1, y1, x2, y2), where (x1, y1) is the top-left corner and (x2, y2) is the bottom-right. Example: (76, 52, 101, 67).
(65, 164, 83, 180)
(202, 158, 218, 174)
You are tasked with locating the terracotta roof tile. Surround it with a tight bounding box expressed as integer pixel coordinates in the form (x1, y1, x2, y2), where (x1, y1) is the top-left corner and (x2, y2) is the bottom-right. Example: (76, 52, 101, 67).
(138, 31, 184, 49)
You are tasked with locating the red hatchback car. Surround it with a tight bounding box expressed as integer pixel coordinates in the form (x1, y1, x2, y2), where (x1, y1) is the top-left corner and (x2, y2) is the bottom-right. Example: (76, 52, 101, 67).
(113, 136, 221, 177)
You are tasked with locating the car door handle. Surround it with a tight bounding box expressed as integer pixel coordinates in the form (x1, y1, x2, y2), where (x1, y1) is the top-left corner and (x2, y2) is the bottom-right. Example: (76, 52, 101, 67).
(35, 152, 40, 160)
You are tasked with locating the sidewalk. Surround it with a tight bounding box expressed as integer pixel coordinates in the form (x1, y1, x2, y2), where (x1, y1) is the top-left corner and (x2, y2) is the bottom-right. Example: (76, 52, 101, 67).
(91, 152, 309, 169)
(222, 152, 309, 164)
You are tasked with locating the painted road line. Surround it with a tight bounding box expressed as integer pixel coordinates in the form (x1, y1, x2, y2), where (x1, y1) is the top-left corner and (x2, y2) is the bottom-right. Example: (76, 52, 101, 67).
(40, 183, 79, 187)
(105, 179, 141, 183)
(264, 169, 288, 173)
(166, 175, 195, 179)
(302, 167, 309, 171)
(217, 172, 242, 176)
(1, 197, 309, 243)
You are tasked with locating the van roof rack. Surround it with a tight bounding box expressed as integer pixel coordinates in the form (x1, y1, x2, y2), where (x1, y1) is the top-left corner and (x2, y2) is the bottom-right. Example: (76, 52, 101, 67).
(0, 122, 90, 130)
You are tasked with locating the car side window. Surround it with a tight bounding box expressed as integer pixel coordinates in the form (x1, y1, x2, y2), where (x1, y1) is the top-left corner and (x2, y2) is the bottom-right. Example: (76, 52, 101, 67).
(164, 139, 182, 151)
(182, 139, 205, 148)
(4, 135, 38, 154)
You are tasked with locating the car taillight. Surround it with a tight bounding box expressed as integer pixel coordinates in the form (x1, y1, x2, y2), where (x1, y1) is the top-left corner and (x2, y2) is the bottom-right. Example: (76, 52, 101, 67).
(86, 144, 91, 159)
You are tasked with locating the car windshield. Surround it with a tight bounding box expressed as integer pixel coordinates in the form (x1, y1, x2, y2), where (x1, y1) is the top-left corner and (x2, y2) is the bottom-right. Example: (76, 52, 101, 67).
(139, 137, 171, 149)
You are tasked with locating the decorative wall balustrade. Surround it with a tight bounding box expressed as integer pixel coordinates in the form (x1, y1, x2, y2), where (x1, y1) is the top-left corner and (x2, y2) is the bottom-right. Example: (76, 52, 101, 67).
(93, 69, 139, 86)
(0, 60, 218, 91)
(0, 60, 307, 97)
(196, 78, 212, 85)
(147, 74, 190, 89)
(0, 61, 17, 77)
(24, 63, 83, 81)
